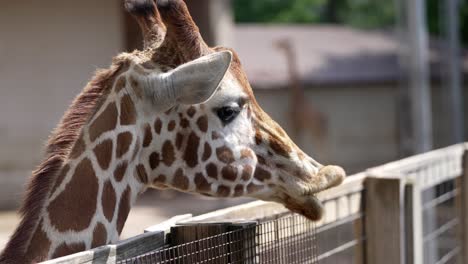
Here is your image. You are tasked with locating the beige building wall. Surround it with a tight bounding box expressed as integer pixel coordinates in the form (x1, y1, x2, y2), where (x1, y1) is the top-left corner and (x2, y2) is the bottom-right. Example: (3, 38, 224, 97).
(254, 85, 400, 173)
(0, 0, 124, 208)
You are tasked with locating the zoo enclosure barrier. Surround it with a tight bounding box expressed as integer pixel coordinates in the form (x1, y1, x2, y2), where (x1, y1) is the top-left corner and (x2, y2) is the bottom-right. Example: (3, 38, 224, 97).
(42, 143, 468, 264)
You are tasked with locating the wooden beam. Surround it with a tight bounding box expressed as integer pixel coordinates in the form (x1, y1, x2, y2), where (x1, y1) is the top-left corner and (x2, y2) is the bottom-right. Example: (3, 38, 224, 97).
(458, 150, 468, 263)
(365, 176, 405, 264)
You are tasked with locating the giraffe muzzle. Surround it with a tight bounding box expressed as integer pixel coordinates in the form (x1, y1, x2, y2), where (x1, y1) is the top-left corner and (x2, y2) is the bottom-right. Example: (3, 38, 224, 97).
(283, 165, 345, 221)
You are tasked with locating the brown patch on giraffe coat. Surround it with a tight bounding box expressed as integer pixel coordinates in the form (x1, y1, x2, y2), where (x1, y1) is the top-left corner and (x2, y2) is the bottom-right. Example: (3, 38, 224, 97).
(149, 152, 160, 170)
(120, 94, 137, 126)
(117, 132, 133, 158)
(183, 132, 200, 168)
(276, 163, 286, 170)
(241, 165, 253, 181)
(114, 162, 128, 182)
(52, 242, 86, 259)
(175, 133, 184, 150)
(240, 149, 254, 160)
(162, 141, 175, 166)
(186, 106, 196, 117)
(93, 139, 113, 170)
(194, 173, 211, 192)
(269, 135, 291, 158)
(247, 183, 264, 194)
(153, 174, 167, 187)
(141, 61, 156, 70)
(256, 154, 266, 165)
(154, 118, 162, 134)
(89, 102, 118, 142)
(202, 143, 212, 162)
(48, 158, 98, 232)
(216, 146, 235, 164)
(216, 185, 230, 197)
(180, 118, 189, 128)
(117, 186, 131, 234)
(131, 137, 140, 161)
(25, 221, 51, 262)
(69, 135, 85, 159)
(212, 131, 220, 140)
(50, 164, 70, 197)
(234, 185, 244, 197)
(254, 130, 263, 146)
(129, 75, 143, 98)
(206, 163, 218, 180)
(135, 164, 149, 184)
(114, 75, 127, 93)
(173, 169, 189, 190)
(91, 223, 107, 249)
(254, 167, 271, 182)
(167, 120, 176, 131)
(196, 115, 208, 132)
(102, 180, 117, 222)
(221, 165, 238, 181)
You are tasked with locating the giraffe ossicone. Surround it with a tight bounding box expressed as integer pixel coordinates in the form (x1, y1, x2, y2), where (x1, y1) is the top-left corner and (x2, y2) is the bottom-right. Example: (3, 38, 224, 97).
(0, 0, 345, 263)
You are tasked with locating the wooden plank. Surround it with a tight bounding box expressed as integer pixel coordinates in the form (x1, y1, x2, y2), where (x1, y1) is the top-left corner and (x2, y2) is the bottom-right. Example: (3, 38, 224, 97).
(365, 176, 405, 264)
(370, 144, 463, 174)
(458, 150, 468, 263)
(40, 231, 165, 264)
(40, 245, 116, 264)
(115, 231, 165, 261)
(144, 214, 192, 237)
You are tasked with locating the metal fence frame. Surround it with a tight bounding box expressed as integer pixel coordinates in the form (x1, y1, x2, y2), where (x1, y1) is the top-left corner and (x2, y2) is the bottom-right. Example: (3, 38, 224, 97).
(43, 143, 468, 264)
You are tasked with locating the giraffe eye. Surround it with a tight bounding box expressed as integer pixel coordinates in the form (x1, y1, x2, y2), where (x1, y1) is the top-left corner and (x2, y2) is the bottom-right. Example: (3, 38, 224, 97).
(216, 106, 240, 124)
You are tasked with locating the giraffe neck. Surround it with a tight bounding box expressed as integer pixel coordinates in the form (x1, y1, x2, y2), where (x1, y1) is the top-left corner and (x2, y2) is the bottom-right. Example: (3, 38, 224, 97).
(0, 62, 152, 263)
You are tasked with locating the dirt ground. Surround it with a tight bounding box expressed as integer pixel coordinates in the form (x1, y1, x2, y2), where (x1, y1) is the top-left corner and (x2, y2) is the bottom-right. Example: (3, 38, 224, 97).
(0, 189, 252, 250)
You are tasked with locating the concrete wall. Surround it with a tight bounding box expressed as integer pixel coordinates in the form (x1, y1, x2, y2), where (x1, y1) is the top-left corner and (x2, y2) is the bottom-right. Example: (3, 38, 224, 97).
(0, 0, 124, 208)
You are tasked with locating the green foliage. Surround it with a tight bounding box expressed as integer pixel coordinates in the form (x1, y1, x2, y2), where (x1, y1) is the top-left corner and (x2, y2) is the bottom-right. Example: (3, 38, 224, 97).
(233, 0, 395, 28)
(233, 0, 467, 46)
(234, 0, 326, 23)
(336, 0, 395, 29)
(461, 2, 468, 46)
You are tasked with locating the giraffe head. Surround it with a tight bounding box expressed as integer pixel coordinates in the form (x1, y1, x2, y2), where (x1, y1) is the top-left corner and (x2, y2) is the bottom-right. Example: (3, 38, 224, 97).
(123, 0, 345, 221)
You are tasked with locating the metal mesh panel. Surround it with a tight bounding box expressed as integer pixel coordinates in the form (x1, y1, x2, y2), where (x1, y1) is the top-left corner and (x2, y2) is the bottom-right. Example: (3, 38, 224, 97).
(118, 193, 365, 264)
(421, 179, 461, 264)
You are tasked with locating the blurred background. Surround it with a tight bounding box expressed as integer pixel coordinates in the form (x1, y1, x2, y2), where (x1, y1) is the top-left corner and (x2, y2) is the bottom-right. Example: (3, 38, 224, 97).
(0, 0, 466, 248)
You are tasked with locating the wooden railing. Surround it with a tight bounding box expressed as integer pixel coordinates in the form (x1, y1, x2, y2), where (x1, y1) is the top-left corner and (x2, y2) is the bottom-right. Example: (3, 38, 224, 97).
(43, 143, 468, 264)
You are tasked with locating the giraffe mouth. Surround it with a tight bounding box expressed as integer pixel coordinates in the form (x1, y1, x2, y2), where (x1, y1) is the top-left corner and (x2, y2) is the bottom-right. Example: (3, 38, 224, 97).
(284, 194, 324, 221)
(283, 165, 345, 221)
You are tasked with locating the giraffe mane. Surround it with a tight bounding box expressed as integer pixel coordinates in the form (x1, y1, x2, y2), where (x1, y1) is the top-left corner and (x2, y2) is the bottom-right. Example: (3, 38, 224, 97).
(0, 57, 129, 262)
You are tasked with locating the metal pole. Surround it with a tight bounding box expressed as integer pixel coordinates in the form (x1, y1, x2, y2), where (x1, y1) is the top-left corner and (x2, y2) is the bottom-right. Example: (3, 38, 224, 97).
(406, 0, 433, 153)
(444, 0, 464, 143)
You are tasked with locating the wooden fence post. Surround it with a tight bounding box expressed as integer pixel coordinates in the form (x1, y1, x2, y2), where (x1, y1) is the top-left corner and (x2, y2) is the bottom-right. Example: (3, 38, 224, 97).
(365, 175, 406, 264)
(457, 150, 468, 263)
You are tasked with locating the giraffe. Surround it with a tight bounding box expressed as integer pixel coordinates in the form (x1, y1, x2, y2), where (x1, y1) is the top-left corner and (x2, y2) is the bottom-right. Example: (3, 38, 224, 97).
(0, 0, 345, 263)
(274, 39, 328, 158)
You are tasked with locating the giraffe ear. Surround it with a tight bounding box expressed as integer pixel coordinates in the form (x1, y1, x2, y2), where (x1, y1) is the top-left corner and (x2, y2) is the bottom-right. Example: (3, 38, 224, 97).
(167, 50, 232, 105)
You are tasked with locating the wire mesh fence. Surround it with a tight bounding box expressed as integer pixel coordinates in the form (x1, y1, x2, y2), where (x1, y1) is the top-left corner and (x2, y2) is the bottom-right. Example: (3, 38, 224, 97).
(41, 144, 468, 264)
(422, 179, 460, 264)
(117, 185, 366, 264)
(118, 211, 365, 264)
